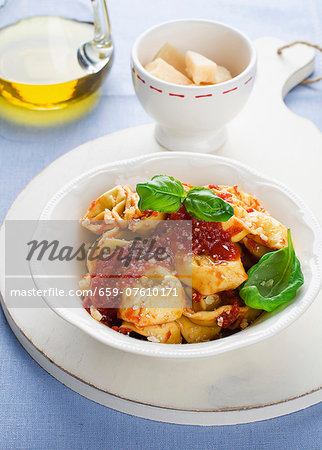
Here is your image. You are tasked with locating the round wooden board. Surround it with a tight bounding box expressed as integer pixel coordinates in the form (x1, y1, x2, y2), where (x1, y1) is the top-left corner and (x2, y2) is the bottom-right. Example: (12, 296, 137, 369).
(0, 37, 321, 425)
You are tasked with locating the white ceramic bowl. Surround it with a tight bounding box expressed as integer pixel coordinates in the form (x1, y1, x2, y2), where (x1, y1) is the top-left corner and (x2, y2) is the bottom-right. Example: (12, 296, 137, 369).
(131, 20, 256, 153)
(38, 152, 322, 359)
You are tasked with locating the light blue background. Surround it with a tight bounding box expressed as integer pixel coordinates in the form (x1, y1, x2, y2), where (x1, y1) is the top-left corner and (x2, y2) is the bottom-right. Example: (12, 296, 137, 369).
(0, 0, 321, 448)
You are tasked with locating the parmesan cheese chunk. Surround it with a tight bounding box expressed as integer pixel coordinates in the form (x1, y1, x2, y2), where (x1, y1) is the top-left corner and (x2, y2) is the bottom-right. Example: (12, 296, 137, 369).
(90, 306, 103, 322)
(145, 58, 192, 85)
(154, 43, 187, 75)
(185, 51, 217, 85)
(215, 65, 232, 83)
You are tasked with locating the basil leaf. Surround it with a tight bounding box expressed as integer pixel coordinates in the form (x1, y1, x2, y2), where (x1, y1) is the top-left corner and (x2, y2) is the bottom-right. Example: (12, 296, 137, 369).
(136, 175, 186, 213)
(239, 229, 304, 312)
(184, 186, 234, 222)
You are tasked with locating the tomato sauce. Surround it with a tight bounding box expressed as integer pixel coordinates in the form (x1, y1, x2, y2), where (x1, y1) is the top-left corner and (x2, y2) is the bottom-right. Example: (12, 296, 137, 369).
(218, 289, 244, 306)
(192, 289, 203, 303)
(218, 300, 240, 328)
(169, 205, 239, 261)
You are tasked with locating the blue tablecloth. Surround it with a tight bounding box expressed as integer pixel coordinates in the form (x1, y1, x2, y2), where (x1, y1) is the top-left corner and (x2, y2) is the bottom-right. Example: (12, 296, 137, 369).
(1, 0, 321, 448)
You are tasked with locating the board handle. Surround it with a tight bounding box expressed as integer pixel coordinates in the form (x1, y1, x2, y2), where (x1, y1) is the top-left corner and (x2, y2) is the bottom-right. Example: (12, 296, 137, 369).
(253, 37, 315, 99)
(277, 41, 322, 85)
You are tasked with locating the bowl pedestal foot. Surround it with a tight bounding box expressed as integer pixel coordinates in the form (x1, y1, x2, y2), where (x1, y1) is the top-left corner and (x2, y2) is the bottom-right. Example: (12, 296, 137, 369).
(155, 124, 227, 153)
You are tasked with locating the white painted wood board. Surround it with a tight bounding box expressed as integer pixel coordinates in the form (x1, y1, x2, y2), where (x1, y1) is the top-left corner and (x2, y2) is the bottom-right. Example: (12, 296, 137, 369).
(0, 37, 321, 425)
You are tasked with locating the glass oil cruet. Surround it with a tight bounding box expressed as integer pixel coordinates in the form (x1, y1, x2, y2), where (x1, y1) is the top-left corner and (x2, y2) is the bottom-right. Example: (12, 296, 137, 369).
(0, 0, 113, 110)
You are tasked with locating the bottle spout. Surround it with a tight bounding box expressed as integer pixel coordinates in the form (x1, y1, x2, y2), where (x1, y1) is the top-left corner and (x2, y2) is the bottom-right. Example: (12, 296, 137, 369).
(77, 0, 113, 71)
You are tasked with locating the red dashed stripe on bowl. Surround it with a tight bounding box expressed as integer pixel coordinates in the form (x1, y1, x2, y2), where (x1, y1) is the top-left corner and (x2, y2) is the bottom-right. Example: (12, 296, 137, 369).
(195, 93, 213, 98)
(137, 74, 146, 84)
(222, 87, 238, 94)
(132, 68, 252, 97)
(150, 85, 162, 93)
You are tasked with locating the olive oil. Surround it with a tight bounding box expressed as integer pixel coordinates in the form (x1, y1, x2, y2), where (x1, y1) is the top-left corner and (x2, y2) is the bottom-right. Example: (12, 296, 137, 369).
(0, 16, 111, 110)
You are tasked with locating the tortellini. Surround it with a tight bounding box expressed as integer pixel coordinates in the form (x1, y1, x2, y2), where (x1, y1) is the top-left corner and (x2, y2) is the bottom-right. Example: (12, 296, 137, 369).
(208, 184, 287, 249)
(120, 321, 182, 344)
(245, 212, 288, 249)
(81, 185, 132, 234)
(173, 249, 248, 295)
(81, 184, 165, 236)
(191, 256, 248, 295)
(242, 235, 272, 259)
(118, 266, 186, 327)
(177, 316, 221, 343)
(183, 305, 236, 327)
(228, 306, 262, 330)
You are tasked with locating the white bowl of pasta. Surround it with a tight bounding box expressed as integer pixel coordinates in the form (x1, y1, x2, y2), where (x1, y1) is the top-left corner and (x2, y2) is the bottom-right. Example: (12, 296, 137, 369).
(38, 152, 322, 358)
